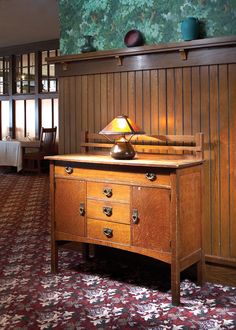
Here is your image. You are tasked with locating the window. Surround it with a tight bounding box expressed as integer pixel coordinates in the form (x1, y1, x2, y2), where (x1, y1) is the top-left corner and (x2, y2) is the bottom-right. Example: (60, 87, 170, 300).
(15, 100, 25, 139)
(15, 53, 35, 94)
(0, 57, 10, 95)
(0, 40, 59, 140)
(1, 101, 10, 138)
(41, 50, 59, 92)
(26, 100, 36, 139)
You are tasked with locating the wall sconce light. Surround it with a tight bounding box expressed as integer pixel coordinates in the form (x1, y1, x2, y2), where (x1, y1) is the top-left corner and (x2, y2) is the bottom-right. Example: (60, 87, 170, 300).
(99, 114, 145, 160)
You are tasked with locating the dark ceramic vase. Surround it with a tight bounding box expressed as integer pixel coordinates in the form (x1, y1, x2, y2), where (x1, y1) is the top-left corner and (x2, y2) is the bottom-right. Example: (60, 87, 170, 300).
(124, 29, 144, 47)
(81, 35, 96, 53)
(181, 17, 199, 41)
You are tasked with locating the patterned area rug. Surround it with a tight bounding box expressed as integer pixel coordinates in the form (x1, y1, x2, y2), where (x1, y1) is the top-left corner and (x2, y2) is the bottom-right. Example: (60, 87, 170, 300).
(0, 172, 236, 329)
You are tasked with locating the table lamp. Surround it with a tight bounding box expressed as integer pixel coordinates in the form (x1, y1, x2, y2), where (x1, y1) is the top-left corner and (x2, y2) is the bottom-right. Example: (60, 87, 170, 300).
(99, 114, 145, 159)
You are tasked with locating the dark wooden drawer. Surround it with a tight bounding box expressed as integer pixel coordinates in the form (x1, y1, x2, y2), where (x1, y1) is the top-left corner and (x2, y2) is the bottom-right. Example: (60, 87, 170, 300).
(87, 218, 130, 245)
(87, 182, 130, 202)
(55, 165, 171, 187)
(87, 199, 130, 224)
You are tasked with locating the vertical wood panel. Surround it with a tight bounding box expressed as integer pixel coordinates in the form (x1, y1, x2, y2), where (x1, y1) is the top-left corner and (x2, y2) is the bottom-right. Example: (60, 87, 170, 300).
(81, 75, 88, 131)
(107, 73, 114, 123)
(121, 72, 128, 115)
(127, 71, 135, 120)
(87, 75, 95, 133)
(175, 68, 183, 135)
(158, 69, 167, 134)
(150, 70, 158, 134)
(210, 65, 220, 256)
(58, 77, 65, 154)
(100, 74, 108, 128)
(114, 73, 121, 116)
(63, 77, 71, 153)
(200, 66, 211, 255)
(192, 67, 201, 133)
(94, 75, 101, 133)
(167, 69, 175, 134)
(143, 70, 151, 133)
(229, 64, 236, 258)
(183, 68, 192, 134)
(135, 71, 143, 128)
(219, 65, 230, 258)
(69, 76, 76, 153)
(75, 76, 82, 151)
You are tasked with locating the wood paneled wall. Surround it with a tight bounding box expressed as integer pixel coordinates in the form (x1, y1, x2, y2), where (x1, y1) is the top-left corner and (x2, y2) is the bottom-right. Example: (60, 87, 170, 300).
(49, 36, 236, 283)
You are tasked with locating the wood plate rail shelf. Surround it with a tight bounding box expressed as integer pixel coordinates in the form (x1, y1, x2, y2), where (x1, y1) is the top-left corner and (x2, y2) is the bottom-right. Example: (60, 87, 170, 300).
(47, 132, 205, 305)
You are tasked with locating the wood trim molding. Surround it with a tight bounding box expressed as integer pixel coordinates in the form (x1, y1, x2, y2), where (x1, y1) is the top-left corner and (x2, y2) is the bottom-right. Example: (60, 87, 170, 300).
(47, 36, 236, 64)
(47, 36, 236, 77)
(205, 255, 236, 268)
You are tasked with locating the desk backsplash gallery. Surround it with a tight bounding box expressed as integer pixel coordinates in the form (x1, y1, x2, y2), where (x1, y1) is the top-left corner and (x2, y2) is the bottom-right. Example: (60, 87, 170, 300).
(58, 0, 236, 55)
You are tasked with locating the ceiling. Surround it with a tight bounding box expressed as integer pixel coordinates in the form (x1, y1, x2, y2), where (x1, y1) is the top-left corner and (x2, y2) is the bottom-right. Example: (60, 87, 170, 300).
(0, 0, 60, 48)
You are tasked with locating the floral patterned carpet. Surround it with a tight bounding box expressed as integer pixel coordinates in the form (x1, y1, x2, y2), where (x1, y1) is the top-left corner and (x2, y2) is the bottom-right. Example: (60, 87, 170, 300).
(0, 171, 236, 329)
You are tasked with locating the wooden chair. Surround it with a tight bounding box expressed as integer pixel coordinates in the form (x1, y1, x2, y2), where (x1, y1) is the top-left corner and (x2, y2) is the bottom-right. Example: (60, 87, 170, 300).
(23, 127, 57, 174)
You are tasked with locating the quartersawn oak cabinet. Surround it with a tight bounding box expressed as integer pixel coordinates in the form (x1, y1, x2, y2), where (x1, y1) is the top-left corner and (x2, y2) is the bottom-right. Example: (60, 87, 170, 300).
(47, 133, 204, 305)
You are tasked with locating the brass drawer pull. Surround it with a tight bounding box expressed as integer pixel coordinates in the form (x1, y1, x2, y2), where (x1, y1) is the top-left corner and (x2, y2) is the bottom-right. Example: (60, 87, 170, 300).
(103, 206, 112, 217)
(103, 227, 113, 238)
(145, 172, 157, 181)
(79, 202, 85, 216)
(103, 187, 112, 198)
(132, 208, 139, 224)
(65, 166, 73, 174)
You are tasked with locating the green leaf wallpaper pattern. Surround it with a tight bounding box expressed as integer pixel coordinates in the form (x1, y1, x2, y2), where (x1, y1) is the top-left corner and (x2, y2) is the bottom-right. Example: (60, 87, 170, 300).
(58, 0, 236, 55)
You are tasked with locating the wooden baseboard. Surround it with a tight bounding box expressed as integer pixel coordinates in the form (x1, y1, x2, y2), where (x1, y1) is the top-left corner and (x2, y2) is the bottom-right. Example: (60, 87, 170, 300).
(205, 255, 236, 287)
(206, 263, 236, 287)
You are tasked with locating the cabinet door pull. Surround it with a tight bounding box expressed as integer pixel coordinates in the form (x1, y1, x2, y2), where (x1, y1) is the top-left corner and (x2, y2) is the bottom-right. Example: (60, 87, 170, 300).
(79, 202, 85, 216)
(103, 187, 112, 198)
(103, 227, 113, 238)
(145, 172, 157, 181)
(103, 206, 112, 217)
(65, 166, 73, 174)
(132, 208, 139, 224)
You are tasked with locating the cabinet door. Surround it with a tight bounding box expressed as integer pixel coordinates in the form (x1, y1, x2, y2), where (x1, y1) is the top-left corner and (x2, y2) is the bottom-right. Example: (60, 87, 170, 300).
(132, 187, 171, 252)
(55, 178, 86, 236)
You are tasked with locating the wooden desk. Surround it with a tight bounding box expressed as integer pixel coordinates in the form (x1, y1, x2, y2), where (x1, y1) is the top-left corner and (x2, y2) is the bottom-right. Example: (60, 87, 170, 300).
(47, 153, 204, 305)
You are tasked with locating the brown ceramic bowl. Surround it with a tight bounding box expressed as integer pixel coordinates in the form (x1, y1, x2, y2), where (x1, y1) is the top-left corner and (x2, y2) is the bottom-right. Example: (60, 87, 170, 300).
(124, 29, 144, 47)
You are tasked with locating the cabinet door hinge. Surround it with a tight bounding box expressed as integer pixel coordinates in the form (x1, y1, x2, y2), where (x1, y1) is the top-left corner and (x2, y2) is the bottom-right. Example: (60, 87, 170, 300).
(170, 240, 172, 248)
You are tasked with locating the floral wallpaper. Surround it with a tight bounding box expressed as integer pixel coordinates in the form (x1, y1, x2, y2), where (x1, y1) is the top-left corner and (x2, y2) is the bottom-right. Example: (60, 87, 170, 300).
(58, 0, 236, 55)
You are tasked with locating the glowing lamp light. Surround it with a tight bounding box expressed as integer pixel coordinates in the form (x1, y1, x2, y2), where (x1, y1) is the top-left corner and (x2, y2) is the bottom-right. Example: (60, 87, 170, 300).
(99, 114, 145, 160)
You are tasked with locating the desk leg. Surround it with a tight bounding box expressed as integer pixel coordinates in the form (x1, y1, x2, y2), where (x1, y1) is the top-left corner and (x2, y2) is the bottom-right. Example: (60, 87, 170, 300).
(51, 239, 58, 273)
(82, 243, 90, 260)
(171, 262, 180, 306)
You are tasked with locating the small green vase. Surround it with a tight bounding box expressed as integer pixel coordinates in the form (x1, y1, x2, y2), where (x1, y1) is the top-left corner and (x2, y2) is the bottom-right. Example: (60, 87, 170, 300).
(181, 17, 199, 41)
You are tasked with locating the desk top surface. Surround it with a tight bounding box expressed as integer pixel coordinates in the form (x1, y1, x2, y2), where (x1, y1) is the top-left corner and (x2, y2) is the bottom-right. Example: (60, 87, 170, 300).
(45, 153, 203, 168)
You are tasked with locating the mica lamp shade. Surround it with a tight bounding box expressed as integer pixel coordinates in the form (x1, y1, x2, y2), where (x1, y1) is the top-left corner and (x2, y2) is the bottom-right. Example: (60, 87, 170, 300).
(99, 115, 145, 160)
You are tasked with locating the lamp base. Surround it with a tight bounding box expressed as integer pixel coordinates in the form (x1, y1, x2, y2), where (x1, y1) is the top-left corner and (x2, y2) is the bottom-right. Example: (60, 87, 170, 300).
(110, 141, 136, 160)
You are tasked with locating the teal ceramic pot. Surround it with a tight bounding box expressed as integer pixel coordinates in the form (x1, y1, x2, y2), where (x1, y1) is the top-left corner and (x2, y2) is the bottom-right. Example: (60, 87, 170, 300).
(181, 17, 200, 41)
